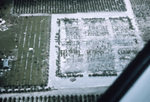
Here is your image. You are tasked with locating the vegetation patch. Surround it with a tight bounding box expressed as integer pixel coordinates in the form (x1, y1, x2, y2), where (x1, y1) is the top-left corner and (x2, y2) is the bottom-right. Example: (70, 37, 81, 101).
(12, 0, 127, 14)
(53, 17, 141, 78)
(0, 16, 51, 92)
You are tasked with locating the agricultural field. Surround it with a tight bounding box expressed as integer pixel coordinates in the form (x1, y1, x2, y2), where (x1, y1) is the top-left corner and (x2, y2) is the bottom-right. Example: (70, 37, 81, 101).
(55, 18, 116, 77)
(130, 0, 150, 42)
(110, 17, 142, 70)
(48, 13, 143, 89)
(0, 16, 51, 91)
(57, 17, 141, 76)
(12, 0, 127, 14)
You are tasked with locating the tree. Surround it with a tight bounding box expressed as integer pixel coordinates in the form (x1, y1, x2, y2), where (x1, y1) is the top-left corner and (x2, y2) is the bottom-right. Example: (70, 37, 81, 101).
(40, 96, 43, 102)
(91, 94, 95, 102)
(74, 95, 79, 102)
(79, 95, 82, 102)
(66, 95, 69, 102)
(0, 98, 2, 102)
(84, 95, 87, 102)
(18, 97, 21, 102)
(48, 96, 51, 102)
(3, 97, 7, 102)
(52, 96, 56, 102)
(87, 94, 91, 102)
(96, 94, 100, 101)
(22, 97, 25, 102)
(31, 96, 34, 102)
(57, 95, 61, 102)
(8, 97, 12, 102)
(36, 96, 38, 102)
(44, 96, 47, 102)
(27, 97, 30, 102)
(71, 95, 74, 102)
(13, 97, 16, 102)
(61, 95, 65, 102)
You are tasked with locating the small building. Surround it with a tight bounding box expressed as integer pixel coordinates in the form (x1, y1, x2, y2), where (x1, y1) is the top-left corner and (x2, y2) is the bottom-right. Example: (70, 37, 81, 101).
(3, 59, 9, 68)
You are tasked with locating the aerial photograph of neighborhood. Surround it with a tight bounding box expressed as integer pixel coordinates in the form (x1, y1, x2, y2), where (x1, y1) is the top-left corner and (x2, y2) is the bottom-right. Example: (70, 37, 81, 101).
(0, 0, 150, 102)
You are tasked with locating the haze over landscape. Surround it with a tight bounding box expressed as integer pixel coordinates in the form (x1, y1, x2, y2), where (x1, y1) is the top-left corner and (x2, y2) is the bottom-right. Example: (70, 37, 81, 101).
(0, 0, 150, 102)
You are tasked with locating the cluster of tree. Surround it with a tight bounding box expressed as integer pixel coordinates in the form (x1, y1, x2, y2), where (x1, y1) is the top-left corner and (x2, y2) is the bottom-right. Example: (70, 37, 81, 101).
(118, 47, 138, 55)
(0, 0, 11, 17)
(0, 94, 102, 102)
(57, 72, 83, 78)
(89, 70, 117, 77)
(0, 85, 51, 94)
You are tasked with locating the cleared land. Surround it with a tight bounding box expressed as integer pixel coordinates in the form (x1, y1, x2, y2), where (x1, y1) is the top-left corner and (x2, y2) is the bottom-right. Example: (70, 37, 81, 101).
(0, 16, 50, 89)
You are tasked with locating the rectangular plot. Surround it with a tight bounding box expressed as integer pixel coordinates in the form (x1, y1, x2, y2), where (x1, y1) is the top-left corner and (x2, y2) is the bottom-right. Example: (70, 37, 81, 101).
(53, 18, 116, 77)
(50, 16, 143, 79)
(0, 16, 51, 88)
(12, 0, 127, 14)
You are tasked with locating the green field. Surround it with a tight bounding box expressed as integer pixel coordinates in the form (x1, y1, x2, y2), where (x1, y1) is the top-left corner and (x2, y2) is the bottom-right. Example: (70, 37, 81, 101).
(0, 16, 51, 88)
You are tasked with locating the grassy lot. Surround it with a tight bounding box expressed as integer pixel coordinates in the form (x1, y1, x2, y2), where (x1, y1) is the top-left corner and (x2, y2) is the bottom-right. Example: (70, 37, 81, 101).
(0, 16, 51, 87)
